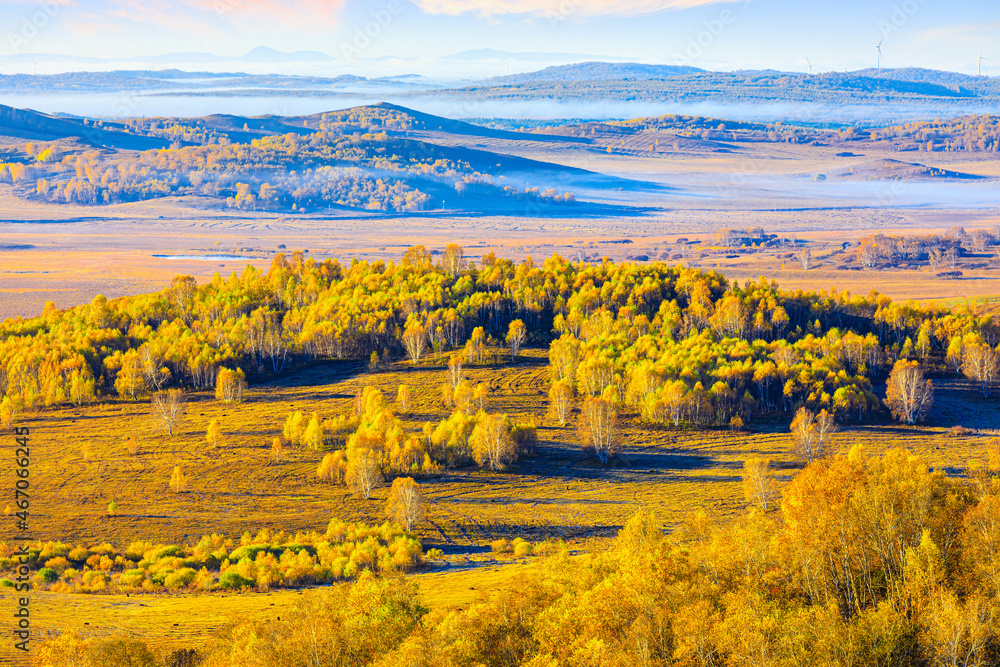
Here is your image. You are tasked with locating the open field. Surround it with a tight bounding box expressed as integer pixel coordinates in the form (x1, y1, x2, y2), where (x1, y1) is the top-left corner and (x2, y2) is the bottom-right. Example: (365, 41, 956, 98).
(2, 102, 1000, 663)
(18, 348, 1000, 550)
(5, 222, 1000, 321)
(1, 103, 999, 321)
(0, 558, 539, 654)
(3, 342, 999, 656)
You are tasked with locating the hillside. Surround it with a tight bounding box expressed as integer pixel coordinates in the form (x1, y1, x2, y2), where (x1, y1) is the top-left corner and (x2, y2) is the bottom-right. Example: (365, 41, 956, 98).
(487, 61, 706, 84)
(6, 245, 1000, 663)
(0, 103, 629, 214)
(0, 104, 168, 150)
(422, 65, 1000, 109)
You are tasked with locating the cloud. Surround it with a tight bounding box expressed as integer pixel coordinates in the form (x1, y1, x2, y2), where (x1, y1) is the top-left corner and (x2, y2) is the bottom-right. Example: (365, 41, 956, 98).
(180, 0, 348, 25)
(917, 20, 1000, 43)
(63, 0, 348, 33)
(410, 0, 741, 17)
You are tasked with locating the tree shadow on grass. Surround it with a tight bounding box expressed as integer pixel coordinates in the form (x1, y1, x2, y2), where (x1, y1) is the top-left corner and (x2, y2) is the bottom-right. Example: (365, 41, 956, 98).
(258, 360, 367, 389)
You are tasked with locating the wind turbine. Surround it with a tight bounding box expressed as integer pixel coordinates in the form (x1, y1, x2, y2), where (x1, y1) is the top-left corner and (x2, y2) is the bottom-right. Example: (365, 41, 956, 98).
(876, 40, 883, 71)
(979, 48, 990, 76)
(806, 58, 813, 76)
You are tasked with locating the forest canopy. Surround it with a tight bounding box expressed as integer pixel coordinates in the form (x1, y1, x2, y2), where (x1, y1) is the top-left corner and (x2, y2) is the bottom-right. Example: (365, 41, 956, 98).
(2, 247, 996, 431)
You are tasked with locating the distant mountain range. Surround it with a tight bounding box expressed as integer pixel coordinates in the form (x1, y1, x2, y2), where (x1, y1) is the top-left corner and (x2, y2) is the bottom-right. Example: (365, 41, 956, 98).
(450, 63, 1000, 108)
(484, 61, 993, 90)
(487, 61, 706, 83)
(4, 48, 993, 91)
(2, 52, 999, 122)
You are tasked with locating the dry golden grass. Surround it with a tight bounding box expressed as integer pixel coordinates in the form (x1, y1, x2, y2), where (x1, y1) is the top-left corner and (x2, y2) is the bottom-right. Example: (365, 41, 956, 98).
(3, 128, 1000, 322)
(4, 120, 1000, 655)
(2, 346, 998, 654)
(10, 350, 998, 548)
(0, 557, 539, 660)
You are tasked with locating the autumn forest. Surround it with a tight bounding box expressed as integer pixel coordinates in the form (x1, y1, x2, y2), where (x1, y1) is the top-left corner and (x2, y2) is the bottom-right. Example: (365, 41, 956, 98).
(3, 241, 1000, 665)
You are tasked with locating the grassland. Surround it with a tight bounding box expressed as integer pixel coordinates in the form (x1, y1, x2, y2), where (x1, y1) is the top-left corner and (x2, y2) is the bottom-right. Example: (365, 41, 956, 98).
(2, 105, 1000, 322)
(3, 341, 997, 657)
(2, 105, 1000, 662)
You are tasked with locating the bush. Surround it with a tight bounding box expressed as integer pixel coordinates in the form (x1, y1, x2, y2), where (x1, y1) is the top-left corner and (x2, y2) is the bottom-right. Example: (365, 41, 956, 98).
(144, 545, 183, 563)
(44, 556, 71, 572)
(125, 540, 154, 561)
(228, 545, 280, 563)
(37, 567, 59, 583)
(67, 547, 91, 563)
(86, 638, 157, 667)
(163, 568, 197, 589)
(218, 571, 254, 590)
(0, 579, 13, 588)
(490, 538, 511, 554)
(425, 548, 445, 560)
(118, 569, 146, 588)
(512, 538, 533, 558)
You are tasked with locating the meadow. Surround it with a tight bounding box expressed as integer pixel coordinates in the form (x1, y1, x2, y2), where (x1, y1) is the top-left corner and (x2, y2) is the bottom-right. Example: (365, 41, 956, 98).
(3, 103, 1000, 322)
(2, 240, 1000, 663)
(4, 348, 997, 657)
(2, 102, 1000, 665)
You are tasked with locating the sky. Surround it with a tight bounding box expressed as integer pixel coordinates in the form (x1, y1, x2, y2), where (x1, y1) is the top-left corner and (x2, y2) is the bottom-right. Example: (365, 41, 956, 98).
(1, 0, 999, 77)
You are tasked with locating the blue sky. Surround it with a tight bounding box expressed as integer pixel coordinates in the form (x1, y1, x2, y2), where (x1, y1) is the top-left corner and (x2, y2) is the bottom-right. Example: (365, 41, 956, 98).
(2, 0, 998, 75)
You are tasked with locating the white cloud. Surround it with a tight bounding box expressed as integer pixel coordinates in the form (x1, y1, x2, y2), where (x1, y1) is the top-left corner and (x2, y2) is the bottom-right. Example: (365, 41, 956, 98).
(411, 0, 742, 18)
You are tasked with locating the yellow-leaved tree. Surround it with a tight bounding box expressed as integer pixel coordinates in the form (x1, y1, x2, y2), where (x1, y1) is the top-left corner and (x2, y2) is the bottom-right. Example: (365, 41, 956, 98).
(386, 477, 424, 531)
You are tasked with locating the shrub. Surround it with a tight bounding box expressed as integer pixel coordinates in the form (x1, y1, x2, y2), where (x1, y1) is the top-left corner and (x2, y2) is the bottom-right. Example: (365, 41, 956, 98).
(490, 538, 511, 554)
(67, 547, 91, 563)
(218, 571, 254, 590)
(37, 567, 59, 583)
(86, 638, 157, 667)
(125, 540, 155, 561)
(144, 545, 183, 563)
(119, 569, 147, 588)
(512, 538, 533, 558)
(163, 568, 197, 589)
(44, 556, 71, 572)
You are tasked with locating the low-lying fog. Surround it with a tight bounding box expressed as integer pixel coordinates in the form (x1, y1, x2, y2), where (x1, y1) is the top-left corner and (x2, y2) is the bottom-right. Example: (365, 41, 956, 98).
(593, 172, 1000, 212)
(8, 92, 1000, 128)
